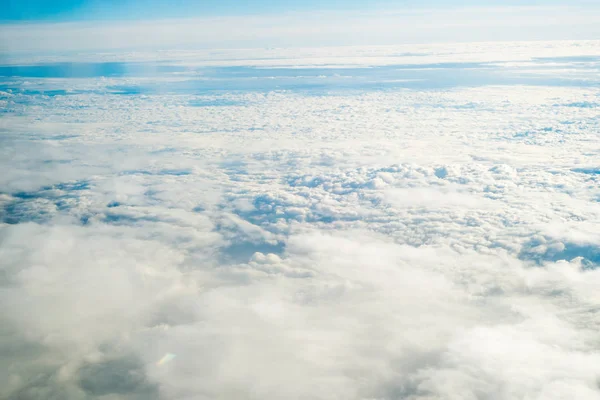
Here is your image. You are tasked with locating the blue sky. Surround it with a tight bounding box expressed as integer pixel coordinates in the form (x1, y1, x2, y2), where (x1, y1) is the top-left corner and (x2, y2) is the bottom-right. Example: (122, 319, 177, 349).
(2, 0, 593, 21)
(1, 0, 598, 55)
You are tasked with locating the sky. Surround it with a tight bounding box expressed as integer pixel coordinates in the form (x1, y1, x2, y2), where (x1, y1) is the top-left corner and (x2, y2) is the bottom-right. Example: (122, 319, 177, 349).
(1, 0, 599, 53)
(2, 2, 600, 400)
(2, 0, 595, 21)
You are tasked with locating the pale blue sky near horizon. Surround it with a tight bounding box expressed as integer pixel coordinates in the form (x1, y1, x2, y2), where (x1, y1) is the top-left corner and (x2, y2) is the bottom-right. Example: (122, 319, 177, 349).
(1, 0, 599, 55)
(2, 0, 598, 22)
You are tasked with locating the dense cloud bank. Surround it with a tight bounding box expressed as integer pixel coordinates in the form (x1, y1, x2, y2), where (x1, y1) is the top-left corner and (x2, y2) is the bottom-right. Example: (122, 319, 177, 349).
(1, 42, 600, 399)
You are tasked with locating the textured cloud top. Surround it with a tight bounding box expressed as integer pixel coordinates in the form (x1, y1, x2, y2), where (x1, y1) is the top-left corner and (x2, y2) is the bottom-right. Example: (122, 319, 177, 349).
(1, 41, 600, 399)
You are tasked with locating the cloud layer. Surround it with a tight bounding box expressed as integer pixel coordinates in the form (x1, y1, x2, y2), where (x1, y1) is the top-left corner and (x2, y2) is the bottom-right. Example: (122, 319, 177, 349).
(1, 41, 600, 399)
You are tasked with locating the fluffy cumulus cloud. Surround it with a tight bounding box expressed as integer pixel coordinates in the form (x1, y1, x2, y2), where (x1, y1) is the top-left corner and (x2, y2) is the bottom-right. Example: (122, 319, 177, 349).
(1, 41, 600, 399)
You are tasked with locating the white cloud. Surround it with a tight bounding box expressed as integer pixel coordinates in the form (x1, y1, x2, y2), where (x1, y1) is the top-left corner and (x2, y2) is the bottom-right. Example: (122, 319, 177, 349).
(1, 41, 600, 399)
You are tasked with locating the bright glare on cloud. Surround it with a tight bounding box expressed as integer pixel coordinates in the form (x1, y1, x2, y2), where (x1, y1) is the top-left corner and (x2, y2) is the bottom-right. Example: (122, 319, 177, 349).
(1, 3, 600, 399)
